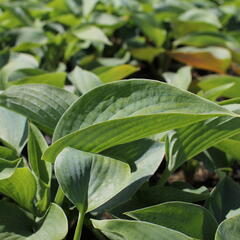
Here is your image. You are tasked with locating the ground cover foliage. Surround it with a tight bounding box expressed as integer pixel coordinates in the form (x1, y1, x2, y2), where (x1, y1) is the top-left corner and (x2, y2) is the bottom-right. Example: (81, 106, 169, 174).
(0, 0, 240, 239)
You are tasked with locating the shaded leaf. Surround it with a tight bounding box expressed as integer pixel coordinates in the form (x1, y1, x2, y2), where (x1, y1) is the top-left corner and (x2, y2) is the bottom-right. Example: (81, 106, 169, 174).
(55, 147, 131, 212)
(126, 202, 218, 240)
(0, 201, 68, 240)
(0, 106, 27, 153)
(28, 123, 51, 213)
(205, 176, 240, 223)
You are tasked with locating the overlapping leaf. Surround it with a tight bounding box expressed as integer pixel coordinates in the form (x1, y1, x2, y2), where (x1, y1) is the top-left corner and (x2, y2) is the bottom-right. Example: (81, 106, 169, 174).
(43, 79, 234, 162)
(0, 84, 78, 133)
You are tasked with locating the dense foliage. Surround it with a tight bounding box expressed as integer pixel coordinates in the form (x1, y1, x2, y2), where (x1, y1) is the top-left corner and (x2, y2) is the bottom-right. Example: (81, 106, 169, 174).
(1, 0, 240, 239)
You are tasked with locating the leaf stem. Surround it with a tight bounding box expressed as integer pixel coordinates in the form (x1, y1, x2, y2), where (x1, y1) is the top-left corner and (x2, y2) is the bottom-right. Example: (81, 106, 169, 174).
(74, 210, 85, 240)
(157, 168, 171, 186)
(54, 186, 65, 205)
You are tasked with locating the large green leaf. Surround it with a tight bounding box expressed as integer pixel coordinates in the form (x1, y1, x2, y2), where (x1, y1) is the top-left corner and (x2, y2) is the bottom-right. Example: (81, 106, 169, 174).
(215, 214, 240, 240)
(92, 219, 194, 240)
(0, 201, 68, 240)
(126, 202, 218, 240)
(0, 106, 27, 153)
(0, 167, 37, 212)
(55, 147, 131, 212)
(44, 79, 234, 162)
(205, 176, 240, 223)
(0, 84, 78, 133)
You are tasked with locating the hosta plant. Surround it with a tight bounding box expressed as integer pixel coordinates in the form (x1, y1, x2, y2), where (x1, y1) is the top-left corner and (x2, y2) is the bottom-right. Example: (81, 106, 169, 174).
(1, 0, 240, 239)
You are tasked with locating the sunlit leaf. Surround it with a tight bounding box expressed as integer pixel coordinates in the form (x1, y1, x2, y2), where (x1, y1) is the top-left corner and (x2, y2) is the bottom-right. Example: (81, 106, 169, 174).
(170, 47, 231, 73)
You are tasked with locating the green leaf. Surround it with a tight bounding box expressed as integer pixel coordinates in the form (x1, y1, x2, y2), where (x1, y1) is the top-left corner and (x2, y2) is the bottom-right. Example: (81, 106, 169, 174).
(173, 32, 240, 63)
(0, 106, 27, 153)
(136, 185, 209, 206)
(0, 200, 33, 239)
(73, 25, 112, 45)
(97, 65, 139, 83)
(0, 84, 78, 133)
(179, 9, 221, 28)
(0, 201, 68, 240)
(131, 47, 163, 63)
(126, 202, 218, 240)
(92, 219, 194, 240)
(96, 139, 165, 211)
(215, 214, 240, 240)
(0, 146, 19, 160)
(174, 9, 221, 36)
(28, 123, 51, 213)
(133, 14, 166, 47)
(170, 47, 231, 73)
(0, 167, 37, 212)
(8, 68, 46, 82)
(163, 66, 192, 90)
(198, 74, 240, 98)
(9, 72, 66, 88)
(215, 134, 240, 162)
(205, 176, 240, 223)
(83, 0, 99, 16)
(0, 157, 22, 179)
(198, 83, 235, 101)
(0, 53, 38, 90)
(69, 66, 102, 94)
(44, 79, 234, 163)
(14, 27, 47, 46)
(165, 104, 240, 172)
(55, 147, 131, 212)
(30, 203, 68, 240)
